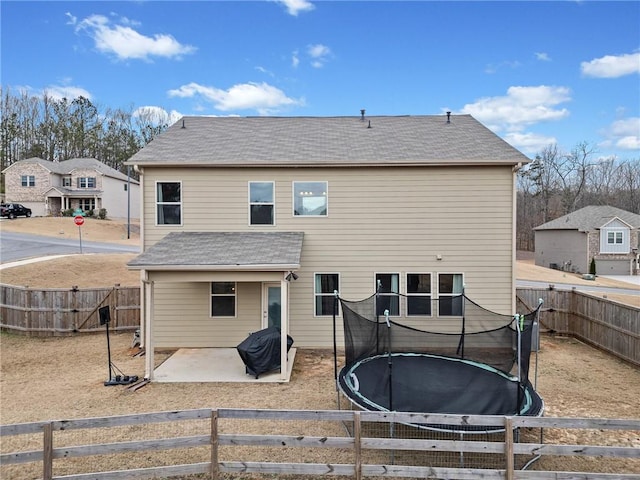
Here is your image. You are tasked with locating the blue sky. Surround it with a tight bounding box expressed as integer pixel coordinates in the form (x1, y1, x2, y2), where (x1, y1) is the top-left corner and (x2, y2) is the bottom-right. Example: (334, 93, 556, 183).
(2, 1, 639, 160)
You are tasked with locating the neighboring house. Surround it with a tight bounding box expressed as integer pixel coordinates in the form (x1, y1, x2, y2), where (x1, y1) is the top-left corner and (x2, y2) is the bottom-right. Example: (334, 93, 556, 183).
(1, 157, 140, 219)
(534, 206, 640, 275)
(126, 114, 530, 381)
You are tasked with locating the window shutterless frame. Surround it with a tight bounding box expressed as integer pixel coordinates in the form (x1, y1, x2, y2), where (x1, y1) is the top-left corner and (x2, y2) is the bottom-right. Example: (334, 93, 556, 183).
(155, 181, 182, 226)
(292, 181, 328, 217)
(437, 272, 464, 317)
(374, 272, 400, 316)
(314, 273, 340, 317)
(248, 181, 275, 226)
(210, 282, 237, 318)
(406, 272, 432, 316)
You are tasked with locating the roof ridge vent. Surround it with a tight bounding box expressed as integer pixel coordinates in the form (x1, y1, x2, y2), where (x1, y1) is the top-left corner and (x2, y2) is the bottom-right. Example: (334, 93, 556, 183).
(446, 111, 451, 124)
(360, 109, 366, 121)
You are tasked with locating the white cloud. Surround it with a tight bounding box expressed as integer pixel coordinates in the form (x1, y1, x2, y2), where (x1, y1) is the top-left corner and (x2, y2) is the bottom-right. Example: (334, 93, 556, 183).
(292, 50, 300, 68)
(74, 14, 196, 61)
(581, 52, 640, 78)
(535, 52, 551, 62)
(458, 85, 571, 132)
(275, 0, 315, 16)
(484, 60, 521, 74)
(307, 43, 332, 68)
(600, 117, 640, 151)
(503, 131, 558, 155)
(43, 85, 93, 101)
(65, 12, 77, 25)
(133, 106, 183, 126)
(167, 81, 304, 115)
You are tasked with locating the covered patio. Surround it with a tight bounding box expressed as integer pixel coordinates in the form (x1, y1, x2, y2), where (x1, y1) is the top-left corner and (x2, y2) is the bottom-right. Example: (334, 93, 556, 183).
(128, 231, 304, 383)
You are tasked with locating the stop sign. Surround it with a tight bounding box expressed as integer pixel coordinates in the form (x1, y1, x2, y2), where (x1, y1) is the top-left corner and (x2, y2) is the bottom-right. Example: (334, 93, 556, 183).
(74, 215, 85, 226)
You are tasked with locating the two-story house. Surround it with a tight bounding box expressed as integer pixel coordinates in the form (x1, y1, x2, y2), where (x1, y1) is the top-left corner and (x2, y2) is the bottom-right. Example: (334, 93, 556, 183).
(126, 113, 530, 381)
(1, 157, 140, 218)
(534, 205, 640, 275)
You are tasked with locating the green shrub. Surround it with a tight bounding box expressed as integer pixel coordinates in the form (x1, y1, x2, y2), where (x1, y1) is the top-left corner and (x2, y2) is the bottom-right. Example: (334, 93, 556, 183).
(62, 208, 74, 217)
(98, 208, 107, 220)
(589, 257, 596, 275)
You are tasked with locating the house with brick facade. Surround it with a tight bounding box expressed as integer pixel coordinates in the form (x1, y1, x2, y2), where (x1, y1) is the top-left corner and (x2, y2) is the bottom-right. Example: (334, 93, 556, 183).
(534, 205, 640, 275)
(1, 157, 140, 219)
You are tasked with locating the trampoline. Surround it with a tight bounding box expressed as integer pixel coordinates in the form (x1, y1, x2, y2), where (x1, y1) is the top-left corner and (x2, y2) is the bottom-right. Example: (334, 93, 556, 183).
(332, 290, 544, 433)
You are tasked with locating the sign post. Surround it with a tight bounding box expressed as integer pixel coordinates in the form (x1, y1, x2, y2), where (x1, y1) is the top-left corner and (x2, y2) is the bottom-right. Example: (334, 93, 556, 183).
(74, 215, 85, 253)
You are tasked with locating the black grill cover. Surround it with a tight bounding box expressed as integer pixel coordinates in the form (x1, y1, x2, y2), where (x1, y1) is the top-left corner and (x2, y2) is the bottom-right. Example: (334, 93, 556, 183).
(236, 327, 294, 378)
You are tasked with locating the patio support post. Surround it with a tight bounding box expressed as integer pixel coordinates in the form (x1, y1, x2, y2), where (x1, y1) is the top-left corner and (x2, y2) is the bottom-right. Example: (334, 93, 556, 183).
(280, 276, 289, 381)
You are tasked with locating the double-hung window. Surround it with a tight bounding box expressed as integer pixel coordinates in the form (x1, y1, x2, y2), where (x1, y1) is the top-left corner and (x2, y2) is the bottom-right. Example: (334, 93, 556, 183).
(293, 181, 327, 216)
(315, 273, 339, 316)
(21, 175, 35, 187)
(62, 177, 72, 187)
(249, 182, 275, 225)
(375, 273, 399, 316)
(406, 273, 432, 316)
(608, 231, 623, 245)
(156, 181, 182, 225)
(438, 273, 464, 316)
(210, 282, 236, 317)
(77, 177, 96, 188)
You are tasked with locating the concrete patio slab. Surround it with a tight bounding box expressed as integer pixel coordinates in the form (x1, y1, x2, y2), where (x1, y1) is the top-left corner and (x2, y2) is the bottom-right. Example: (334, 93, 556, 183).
(153, 347, 297, 383)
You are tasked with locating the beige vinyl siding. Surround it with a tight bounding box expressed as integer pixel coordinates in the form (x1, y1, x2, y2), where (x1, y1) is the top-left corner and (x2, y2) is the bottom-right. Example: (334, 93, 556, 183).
(153, 282, 261, 348)
(141, 165, 515, 348)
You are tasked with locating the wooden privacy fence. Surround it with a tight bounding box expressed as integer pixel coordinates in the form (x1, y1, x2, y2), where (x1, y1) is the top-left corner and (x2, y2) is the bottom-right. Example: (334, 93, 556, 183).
(1, 409, 639, 480)
(517, 288, 640, 367)
(0, 283, 139, 335)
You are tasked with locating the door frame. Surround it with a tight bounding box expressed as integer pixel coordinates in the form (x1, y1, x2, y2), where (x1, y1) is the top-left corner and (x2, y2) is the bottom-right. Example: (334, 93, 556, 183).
(262, 282, 282, 329)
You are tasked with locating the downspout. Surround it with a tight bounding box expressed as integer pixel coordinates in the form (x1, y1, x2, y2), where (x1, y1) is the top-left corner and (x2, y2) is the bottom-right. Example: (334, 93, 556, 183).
(512, 162, 523, 313)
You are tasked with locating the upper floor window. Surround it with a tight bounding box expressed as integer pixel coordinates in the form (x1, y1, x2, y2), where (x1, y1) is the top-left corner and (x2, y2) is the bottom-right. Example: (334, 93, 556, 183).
(77, 177, 96, 189)
(210, 282, 236, 317)
(608, 231, 623, 245)
(375, 273, 399, 316)
(249, 181, 274, 225)
(438, 273, 464, 316)
(406, 273, 432, 316)
(315, 273, 339, 316)
(21, 175, 35, 187)
(62, 177, 72, 187)
(156, 181, 182, 225)
(293, 181, 327, 216)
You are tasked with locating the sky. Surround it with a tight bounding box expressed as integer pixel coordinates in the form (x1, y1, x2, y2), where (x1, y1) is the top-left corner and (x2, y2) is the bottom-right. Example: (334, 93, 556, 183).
(1, 0, 639, 160)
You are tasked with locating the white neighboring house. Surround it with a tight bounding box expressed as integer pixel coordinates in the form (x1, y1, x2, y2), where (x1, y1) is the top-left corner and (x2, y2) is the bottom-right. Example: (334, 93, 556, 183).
(1, 157, 140, 219)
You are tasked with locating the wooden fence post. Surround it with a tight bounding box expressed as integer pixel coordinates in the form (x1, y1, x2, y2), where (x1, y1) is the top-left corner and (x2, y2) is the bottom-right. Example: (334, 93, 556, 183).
(354, 411, 362, 480)
(504, 417, 514, 480)
(43, 422, 53, 480)
(210, 409, 219, 480)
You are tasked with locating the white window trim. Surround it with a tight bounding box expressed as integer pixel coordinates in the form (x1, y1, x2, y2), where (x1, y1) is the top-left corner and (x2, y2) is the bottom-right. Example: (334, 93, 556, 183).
(248, 181, 276, 227)
(374, 272, 401, 317)
(21, 175, 35, 187)
(313, 272, 341, 317)
(155, 180, 183, 227)
(78, 177, 96, 189)
(437, 272, 464, 317)
(292, 181, 328, 217)
(405, 272, 433, 317)
(210, 282, 237, 318)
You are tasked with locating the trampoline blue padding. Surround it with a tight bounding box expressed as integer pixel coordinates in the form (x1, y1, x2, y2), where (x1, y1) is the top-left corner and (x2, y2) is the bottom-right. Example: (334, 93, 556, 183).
(338, 353, 543, 422)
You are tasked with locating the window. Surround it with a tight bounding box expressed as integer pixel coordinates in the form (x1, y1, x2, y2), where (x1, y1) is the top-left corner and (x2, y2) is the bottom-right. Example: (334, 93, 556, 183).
(293, 181, 327, 216)
(62, 177, 72, 187)
(315, 273, 339, 316)
(21, 175, 35, 187)
(249, 182, 274, 225)
(406, 273, 431, 316)
(607, 231, 623, 245)
(156, 182, 181, 225)
(375, 273, 399, 316)
(77, 177, 96, 188)
(211, 282, 236, 317)
(79, 198, 95, 211)
(438, 273, 464, 316)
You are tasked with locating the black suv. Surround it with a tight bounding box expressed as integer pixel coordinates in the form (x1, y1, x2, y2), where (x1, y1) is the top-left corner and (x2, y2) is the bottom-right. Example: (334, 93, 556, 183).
(0, 203, 32, 219)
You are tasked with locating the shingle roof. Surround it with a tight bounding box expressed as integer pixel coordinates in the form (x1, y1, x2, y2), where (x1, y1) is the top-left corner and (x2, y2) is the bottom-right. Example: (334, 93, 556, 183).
(534, 206, 640, 231)
(3, 157, 139, 183)
(126, 114, 530, 167)
(128, 232, 304, 270)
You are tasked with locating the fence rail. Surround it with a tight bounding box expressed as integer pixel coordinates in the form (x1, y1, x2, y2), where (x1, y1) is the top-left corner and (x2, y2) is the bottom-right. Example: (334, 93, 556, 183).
(517, 287, 640, 366)
(1, 409, 639, 480)
(0, 283, 139, 335)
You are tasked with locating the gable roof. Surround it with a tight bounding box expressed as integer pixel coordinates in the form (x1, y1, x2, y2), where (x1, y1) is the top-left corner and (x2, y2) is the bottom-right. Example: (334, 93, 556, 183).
(534, 206, 640, 232)
(126, 114, 530, 168)
(2, 157, 139, 183)
(128, 232, 304, 271)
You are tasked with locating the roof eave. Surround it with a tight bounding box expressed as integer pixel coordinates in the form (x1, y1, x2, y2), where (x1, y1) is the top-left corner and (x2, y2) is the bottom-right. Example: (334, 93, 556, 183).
(128, 263, 300, 271)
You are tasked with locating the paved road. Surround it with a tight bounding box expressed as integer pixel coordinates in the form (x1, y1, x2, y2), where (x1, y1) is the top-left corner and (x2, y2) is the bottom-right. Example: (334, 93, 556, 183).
(0, 231, 140, 264)
(516, 279, 639, 297)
